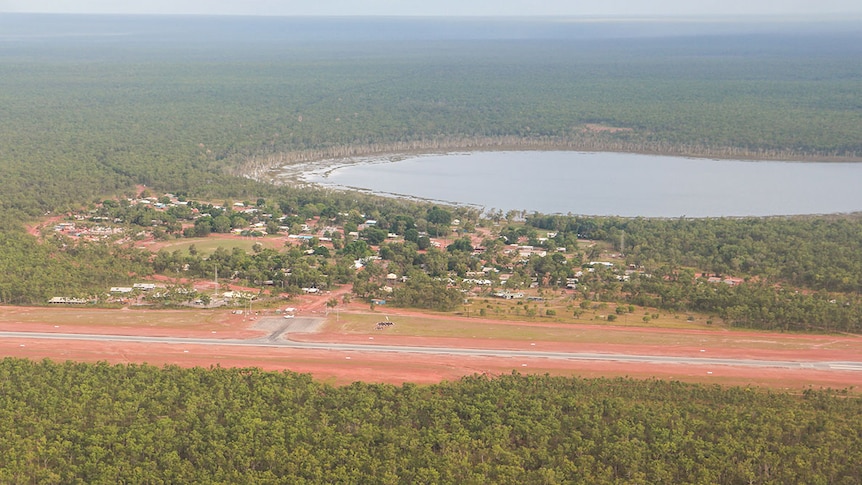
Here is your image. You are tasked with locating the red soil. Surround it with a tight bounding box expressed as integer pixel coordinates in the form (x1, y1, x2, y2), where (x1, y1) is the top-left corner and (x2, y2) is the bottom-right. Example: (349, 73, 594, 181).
(1, 304, 860, 390)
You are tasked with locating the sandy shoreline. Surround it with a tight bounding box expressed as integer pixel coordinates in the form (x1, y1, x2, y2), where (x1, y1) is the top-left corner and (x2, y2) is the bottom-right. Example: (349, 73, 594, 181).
(272, 151, 486, 209)
(267, 148, 862, 217)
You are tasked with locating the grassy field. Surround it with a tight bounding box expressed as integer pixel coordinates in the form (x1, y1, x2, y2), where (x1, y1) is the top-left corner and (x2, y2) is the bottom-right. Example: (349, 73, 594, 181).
(461, 295, 712, 329)
(326, 311, 852, 352)
(0, 307, 223, 330)
(151, 236, 286, 255)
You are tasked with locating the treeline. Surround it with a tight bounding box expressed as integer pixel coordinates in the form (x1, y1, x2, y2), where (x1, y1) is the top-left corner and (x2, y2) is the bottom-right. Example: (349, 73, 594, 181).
(0, 358, 859, 484)
(528, 214, 862, 292)
(153, 244, 354, 295)
(621, 272, 862, 333)
(237, 134, 842, 182)
(0, 214, 152, 305)
(525, 214, 862, 331)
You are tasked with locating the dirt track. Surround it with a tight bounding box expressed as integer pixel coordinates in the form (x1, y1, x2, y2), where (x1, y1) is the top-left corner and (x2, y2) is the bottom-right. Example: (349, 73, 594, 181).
(1, 305, 860, 389)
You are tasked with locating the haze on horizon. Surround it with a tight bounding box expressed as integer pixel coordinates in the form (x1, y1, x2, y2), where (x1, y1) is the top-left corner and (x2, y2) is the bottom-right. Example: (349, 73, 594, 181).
(3, 0, 861, 17)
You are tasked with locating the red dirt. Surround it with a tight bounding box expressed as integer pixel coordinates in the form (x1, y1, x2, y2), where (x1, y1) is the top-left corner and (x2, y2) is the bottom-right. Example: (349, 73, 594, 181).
(25, 214, 66, 238)
(1, 305, 860, 390)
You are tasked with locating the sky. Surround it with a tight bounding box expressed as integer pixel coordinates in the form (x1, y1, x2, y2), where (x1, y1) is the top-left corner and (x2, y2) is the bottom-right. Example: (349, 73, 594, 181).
(2, 0, 861, 17)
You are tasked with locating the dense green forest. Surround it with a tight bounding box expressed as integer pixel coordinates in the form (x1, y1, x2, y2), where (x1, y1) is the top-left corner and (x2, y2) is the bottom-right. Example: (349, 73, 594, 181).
(1, 358, 860, 484)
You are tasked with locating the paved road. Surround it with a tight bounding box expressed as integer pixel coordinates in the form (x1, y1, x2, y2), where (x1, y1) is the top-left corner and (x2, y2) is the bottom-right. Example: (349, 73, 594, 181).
(2, 317, 861, 372)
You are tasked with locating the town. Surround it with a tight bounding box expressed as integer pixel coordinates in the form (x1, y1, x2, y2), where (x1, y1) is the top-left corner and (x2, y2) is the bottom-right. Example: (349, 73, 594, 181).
(36, 189, 758, 330)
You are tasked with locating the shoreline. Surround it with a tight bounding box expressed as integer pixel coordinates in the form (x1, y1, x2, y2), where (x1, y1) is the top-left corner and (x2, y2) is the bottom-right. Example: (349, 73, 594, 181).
(240, 135, 862, 184)
(265, 149, 862, 218)
(272, 152, 486, 210)
(268, 146, 862, 186)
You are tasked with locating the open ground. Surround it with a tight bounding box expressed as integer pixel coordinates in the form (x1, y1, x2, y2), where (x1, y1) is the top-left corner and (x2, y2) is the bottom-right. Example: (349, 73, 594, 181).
(1, 303, 860, 391)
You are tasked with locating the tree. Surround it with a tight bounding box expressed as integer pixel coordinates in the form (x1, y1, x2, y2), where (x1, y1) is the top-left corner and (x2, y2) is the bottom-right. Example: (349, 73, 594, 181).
(266, 220, 281, 235)
(193, 217, 212, 237)
(361, 227, 388, 245)
(416, 235, 431, 250)
(404, 228, 419, 244)
(447, 237, 473, 253)
(427, 206, 452, 225)
(421, 248, 448, 277)
(391, 270, 463, 311)
(342, 240, 371, 259)
(212, 214, 232, 233)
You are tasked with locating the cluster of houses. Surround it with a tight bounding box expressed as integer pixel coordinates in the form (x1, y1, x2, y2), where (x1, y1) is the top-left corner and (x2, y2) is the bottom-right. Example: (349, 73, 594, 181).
(493, 291, 525, 300)
(697, 273, 745, 286)
(53, 221, 124, 241)
(45, 192, 753, 313)
(50, 281, 259, 307)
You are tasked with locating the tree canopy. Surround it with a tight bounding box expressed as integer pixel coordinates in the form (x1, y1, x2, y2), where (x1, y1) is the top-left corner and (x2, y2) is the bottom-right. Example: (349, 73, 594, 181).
(1, 358, 860, 484)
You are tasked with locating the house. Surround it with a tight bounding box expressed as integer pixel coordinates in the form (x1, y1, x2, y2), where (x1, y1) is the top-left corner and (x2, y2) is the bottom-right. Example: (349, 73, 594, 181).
(48, 297, 88, 304)
(702, 273, 744, 287)
(54, 222, 75, 232)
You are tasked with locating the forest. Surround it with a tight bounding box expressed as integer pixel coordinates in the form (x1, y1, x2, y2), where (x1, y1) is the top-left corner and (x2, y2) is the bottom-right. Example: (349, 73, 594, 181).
(1, 358, 861, 484)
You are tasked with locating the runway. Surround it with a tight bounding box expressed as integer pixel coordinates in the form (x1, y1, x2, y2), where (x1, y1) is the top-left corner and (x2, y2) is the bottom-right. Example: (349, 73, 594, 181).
(3, 327, 861, 373)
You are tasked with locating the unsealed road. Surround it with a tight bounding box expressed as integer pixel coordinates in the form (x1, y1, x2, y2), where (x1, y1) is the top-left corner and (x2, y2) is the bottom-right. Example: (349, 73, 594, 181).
(2, 316, 861, 372)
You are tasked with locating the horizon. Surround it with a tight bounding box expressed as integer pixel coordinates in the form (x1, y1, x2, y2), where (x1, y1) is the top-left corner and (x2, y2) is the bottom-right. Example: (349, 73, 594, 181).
(3, 0, 862, 17)
(3, 13, 860, 44)
(2, 11, 862, 20)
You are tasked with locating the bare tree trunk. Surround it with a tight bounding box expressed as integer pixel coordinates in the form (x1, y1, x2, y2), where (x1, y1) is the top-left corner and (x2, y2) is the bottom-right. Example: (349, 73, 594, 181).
(228, 133, 862, 181)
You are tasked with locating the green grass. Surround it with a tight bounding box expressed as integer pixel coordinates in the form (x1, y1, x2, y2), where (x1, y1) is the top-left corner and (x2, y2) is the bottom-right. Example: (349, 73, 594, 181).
(462, 297, 714, 330)
(329, 311, 860, 352)
(0, 307, 223, 329)
(153, 236, 284, 256)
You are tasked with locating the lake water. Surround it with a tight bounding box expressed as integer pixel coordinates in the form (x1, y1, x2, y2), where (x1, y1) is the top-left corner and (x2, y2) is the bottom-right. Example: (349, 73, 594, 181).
(295, 151, 862, 217)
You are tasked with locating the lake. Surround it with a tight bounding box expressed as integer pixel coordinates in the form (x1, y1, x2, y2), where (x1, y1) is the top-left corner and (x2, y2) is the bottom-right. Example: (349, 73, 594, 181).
(292, 151, 862, 217)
